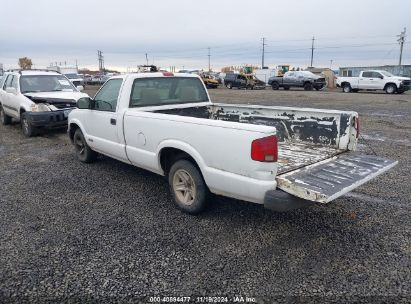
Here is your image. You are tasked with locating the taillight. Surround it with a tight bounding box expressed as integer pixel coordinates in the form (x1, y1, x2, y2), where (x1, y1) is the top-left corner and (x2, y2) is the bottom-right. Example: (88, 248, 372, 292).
(163, 72, 174, 76)
(354, 117, 360, 138)
(251, 135, 278, 162)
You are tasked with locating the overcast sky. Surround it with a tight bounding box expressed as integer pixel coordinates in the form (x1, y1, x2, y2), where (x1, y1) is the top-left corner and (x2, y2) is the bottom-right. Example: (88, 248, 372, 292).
(1, 0, 410, 71)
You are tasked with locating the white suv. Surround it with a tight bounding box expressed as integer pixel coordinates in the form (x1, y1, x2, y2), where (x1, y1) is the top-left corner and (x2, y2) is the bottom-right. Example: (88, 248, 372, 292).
(0, 69, 88, 137)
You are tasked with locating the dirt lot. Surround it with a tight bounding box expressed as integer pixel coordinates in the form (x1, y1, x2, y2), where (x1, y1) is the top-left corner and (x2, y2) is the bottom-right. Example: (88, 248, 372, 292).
(1, 86, 410, 302)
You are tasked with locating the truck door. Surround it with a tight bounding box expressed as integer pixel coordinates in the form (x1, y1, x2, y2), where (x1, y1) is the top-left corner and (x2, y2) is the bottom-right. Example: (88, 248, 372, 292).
(80, 78, 127, 161)
(359, 71, 375, 89)
(283, 72, 296, 86)
(370, 71, 385, 89)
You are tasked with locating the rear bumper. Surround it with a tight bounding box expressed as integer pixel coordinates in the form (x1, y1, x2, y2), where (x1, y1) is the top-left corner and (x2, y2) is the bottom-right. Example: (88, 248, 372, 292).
(25, 109, 73, 128)
(264, 190, 314, 212)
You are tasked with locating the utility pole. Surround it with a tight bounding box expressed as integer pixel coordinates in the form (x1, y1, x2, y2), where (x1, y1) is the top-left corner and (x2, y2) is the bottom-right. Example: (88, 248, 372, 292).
(261, 38, 266, 69)
(207, 47, 211, 72)
(330, 60, 333, 69)
(398, 27, 406, 66)
(310, 36, 315, 67)
(145, 53, 149, 65)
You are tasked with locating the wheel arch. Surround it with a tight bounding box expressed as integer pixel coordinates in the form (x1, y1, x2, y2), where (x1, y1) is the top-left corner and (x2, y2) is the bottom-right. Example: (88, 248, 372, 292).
(157, 141, 207, 179)
(383, 82, 398, 90)
(68, 119, 87, 142)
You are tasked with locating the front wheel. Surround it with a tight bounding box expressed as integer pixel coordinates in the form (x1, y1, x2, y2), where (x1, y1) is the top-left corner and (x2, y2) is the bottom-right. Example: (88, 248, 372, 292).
(21, 113, 36, 137)
(0, 105, 12, 125)
(385, 84, 397, 94)
(73, 128, 97, 163)
(168, 159, 208, 214)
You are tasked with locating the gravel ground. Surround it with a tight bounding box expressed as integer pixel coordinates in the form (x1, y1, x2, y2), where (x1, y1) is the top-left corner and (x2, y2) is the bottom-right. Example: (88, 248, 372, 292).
(1, 86, 410, 303)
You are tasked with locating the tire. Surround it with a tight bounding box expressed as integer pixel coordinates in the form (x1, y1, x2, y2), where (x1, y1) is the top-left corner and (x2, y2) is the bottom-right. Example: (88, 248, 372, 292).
(385, 84, 397, 94)
(226, 83, 232, 89)
(21, 112, 36, 137)
(304, 82, 313, 91)
(0, 105, 12, 125)
(271, 82, 280, 90)
(73, 128, 97, 163)
(168, 159, 208, 214)
(342, 83, 352, 93)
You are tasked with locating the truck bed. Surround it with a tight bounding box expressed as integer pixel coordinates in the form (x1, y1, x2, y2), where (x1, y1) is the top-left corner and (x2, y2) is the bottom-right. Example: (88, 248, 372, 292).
(154, 103, 354, 175)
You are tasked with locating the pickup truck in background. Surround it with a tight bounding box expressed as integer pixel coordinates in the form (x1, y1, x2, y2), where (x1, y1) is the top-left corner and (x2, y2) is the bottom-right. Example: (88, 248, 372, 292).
(68, 72, 397, 214)
(0, 70, 88, 137)
(268, 71, 326, 91)
(336, 70, 411, 94)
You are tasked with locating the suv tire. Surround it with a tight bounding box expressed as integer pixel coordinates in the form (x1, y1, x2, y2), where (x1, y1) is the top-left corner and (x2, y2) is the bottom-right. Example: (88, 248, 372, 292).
(21, 112, 36, 137)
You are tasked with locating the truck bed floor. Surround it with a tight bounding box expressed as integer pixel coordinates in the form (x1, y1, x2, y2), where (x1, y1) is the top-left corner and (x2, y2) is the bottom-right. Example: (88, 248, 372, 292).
(278, 141, 343, 174)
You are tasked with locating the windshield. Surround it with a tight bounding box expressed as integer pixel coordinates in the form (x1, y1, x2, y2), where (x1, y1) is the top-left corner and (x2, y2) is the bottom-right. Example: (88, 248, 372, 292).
(380, 71, 394, 77)
(129, 77, 209, 107)
(65, 73, 80, 79)
(20, 75, 76, 93)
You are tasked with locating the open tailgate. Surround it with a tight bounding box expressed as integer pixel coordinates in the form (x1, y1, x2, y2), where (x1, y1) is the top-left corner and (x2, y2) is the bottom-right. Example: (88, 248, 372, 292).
(276, 153, 398, 203)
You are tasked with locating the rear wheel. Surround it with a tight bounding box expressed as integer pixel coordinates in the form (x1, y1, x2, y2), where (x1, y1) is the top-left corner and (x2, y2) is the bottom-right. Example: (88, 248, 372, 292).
(0, 105, 12, 125)
(21, 112, 36, 137)
(168, 159, 208, 214)
(342, 83, 352, 93)
(385, 84, 397, 94)
(271, 82, 280, 90)
(304, 82, 313, 91)
(73, 128, 97, 163)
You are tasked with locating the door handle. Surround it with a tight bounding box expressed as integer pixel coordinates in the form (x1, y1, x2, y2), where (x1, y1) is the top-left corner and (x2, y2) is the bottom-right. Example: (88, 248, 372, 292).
(110, 118, 116, 125)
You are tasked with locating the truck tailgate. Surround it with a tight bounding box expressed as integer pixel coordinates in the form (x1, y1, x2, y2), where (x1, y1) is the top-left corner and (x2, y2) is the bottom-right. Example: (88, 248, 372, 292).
(276, 153, 397, 203)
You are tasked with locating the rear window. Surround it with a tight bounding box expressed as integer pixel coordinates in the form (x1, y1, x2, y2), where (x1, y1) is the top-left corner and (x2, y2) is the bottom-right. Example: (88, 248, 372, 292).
(129, 77, 208, 107)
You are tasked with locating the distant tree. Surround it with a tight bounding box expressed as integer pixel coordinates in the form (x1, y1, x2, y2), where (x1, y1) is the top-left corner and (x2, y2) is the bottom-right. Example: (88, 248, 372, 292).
(18, 57, 33, 69)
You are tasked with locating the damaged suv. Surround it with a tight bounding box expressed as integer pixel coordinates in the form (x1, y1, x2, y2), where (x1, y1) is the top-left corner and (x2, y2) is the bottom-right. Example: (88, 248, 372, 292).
(0, 70, 88, 137)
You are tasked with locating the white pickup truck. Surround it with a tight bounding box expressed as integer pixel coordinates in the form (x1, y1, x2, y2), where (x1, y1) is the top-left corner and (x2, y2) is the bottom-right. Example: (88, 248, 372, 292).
(337, 70, 411, 94)
(68, 72, 397, 214)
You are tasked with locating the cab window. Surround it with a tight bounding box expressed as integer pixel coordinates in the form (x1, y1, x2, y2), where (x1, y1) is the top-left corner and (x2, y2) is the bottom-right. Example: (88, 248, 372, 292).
(93, 78, 123, 112)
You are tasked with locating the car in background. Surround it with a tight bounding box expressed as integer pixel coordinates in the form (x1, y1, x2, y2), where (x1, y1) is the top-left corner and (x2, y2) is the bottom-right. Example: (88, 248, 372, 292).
(336, 70, 411, 94)
(268, 71, 326, 91)
(0, 69, 88, 137)
(65, 73, 85, 88)
(224, 73, 265, 90)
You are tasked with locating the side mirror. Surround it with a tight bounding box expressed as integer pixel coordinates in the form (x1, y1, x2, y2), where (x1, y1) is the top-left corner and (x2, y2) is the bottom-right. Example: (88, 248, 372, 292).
(6, 87, 17, 94)
(77, 97, 92, 109)
(379, 75, 384, 79)
(76, 85, 84, 91)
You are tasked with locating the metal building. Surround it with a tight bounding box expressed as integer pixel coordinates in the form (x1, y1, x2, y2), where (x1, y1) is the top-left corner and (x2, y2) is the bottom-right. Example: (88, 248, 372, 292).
(339, 65, 411, 77)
